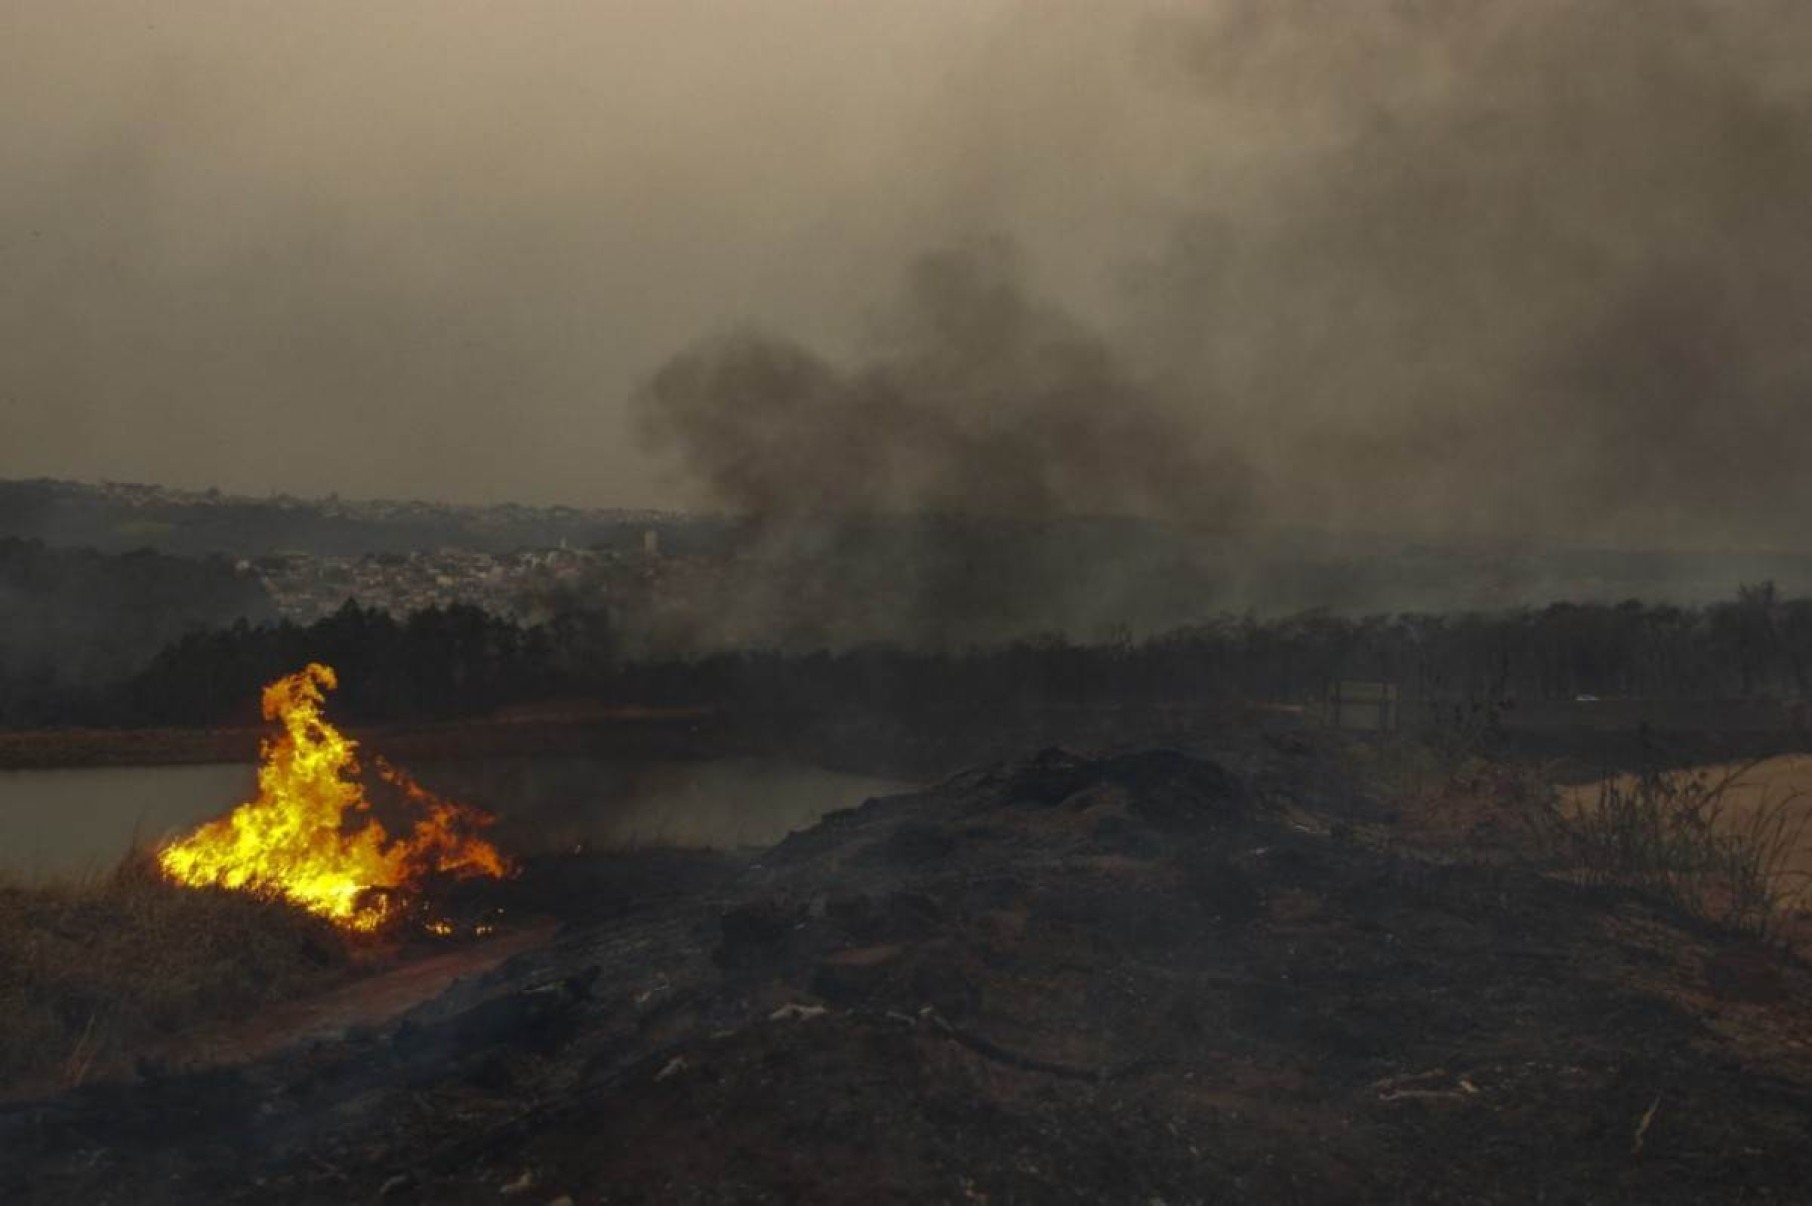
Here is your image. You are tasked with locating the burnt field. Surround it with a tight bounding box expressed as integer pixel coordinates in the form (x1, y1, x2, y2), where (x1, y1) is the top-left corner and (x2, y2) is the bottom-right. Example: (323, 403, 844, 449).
(21, 0, 1812, 1199)
(7, 588, 1812, 1203)
(6, 724, 1810, 1205)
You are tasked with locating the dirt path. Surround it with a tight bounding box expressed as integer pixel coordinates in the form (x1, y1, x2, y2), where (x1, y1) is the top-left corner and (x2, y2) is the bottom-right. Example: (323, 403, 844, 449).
(145, 920, 560, 1070)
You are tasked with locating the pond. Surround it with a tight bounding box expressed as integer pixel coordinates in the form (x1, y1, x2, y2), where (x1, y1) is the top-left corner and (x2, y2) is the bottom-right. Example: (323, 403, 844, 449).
(0, 757, 912, 880)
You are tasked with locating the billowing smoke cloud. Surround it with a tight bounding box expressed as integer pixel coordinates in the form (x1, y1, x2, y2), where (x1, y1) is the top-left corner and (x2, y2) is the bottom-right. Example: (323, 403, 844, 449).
(643, 0, 1812, 558)
(10, 0, 1812, 592)
(619, 0, 1812, 643)
(632, 242, 1258, 649)
(638, 241, 1249, 527)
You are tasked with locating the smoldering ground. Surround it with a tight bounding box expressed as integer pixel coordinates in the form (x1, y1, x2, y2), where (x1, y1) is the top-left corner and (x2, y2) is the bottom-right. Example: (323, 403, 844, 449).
(631, 0, 1812, 645)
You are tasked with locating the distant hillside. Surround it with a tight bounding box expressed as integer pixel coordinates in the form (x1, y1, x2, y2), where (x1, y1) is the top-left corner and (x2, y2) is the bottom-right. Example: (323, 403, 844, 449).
(0, 538, 276, 724)
(0, 477, 731, 558)
(8, 477, 1812, 632)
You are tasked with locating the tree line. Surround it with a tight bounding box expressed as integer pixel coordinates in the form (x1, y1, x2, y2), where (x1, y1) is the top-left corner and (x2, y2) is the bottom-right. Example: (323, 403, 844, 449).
(3, 582, 1808, 731)
(0, 538, 274, 726)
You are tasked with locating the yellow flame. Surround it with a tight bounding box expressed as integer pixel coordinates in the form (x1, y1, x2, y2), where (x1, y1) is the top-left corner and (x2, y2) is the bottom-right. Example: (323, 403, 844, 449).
(157, 663, 512, 932)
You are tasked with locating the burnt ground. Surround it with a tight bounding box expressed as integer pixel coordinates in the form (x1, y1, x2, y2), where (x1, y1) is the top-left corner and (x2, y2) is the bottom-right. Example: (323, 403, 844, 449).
(5, 738, 1812, 1204)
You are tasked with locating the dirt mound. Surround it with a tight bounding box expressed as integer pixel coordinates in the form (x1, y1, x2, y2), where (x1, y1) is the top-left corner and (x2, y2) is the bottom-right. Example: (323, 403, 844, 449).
(8, 747, 1812, 1204)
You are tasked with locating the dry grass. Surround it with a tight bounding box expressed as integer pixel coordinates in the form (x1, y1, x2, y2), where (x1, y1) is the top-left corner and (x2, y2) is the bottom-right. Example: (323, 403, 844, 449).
(1364, 735, 1812, 940)
(1550, 762, 1811, 938)
(0, 855, 349, 1091)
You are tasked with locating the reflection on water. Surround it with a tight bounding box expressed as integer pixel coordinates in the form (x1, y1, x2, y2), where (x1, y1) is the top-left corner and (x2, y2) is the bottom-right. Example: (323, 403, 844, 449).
(0, 763, 259, 879)
(0, 757, 911, 879)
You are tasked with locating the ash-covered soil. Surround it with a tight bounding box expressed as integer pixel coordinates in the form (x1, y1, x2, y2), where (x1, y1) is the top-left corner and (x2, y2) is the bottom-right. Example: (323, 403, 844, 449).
(6, 740, 1811, 1204)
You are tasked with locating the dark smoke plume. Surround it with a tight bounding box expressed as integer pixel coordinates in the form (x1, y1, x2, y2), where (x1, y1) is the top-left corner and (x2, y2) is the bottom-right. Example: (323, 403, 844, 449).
(651, 1, 1812, 551)
(634, 1, 1812, 644)
(645, 1, 1812, 577)
(633, 243, 1250, 649)
(637, 241, 1249, 528)
(632, 0, 1812, 644)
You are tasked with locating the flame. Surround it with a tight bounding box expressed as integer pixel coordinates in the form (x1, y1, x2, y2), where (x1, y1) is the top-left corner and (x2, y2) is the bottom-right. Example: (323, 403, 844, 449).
(157, 663, 513, 932)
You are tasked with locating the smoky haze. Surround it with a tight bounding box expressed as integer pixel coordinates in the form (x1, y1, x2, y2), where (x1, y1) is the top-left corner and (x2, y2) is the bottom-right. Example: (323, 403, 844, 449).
(639, 0, 1812, 555)
(6, 1, 1812, 553)
(637, 241, 1250, 526)
(0, 2, 1003, 507)
(1128, 0, 1812, 551)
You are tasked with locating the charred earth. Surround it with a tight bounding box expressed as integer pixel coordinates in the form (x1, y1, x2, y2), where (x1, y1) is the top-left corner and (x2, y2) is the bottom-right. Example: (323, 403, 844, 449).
(6, 740, 1811, 1204)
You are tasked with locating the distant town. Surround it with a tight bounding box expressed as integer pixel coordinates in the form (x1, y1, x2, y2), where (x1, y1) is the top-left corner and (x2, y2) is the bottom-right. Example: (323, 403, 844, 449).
(250, 544, 655, 625)
(13, 474, 1812, 644)
(77, 476, 673, 529)
(0, 477, 753, 655)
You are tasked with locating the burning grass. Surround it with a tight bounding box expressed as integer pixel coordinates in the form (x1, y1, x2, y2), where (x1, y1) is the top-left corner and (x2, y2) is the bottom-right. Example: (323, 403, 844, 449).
(0, 664, 523, 1092)
(0, 855, 348, 1091)
(157, 663, 513, 932)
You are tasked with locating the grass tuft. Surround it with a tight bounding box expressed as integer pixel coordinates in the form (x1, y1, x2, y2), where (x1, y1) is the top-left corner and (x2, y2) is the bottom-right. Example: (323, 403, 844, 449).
(1549, 762, 1810, 937)
(0, 853, 348, 1090)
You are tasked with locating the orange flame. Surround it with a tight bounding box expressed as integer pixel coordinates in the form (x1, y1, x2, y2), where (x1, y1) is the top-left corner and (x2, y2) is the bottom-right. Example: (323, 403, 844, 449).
(157, 663, 513, 932)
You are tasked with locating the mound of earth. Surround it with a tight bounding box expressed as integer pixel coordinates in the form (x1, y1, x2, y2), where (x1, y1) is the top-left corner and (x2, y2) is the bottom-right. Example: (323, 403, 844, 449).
(6, 745, 1811, 1203)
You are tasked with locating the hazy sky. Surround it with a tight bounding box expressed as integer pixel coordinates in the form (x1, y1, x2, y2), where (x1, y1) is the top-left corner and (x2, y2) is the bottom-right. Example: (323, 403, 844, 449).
(0, 1, 1031, 506)
(8, 2, 1812, 551)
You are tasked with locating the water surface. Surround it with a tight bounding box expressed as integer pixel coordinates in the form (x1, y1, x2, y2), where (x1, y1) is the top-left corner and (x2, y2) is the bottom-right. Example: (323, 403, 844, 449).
(0, 756, 911, 880)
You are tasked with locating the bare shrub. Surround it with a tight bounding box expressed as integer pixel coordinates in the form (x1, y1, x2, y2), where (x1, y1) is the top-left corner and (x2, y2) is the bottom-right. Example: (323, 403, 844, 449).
(1551, 763, 1809, 937)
